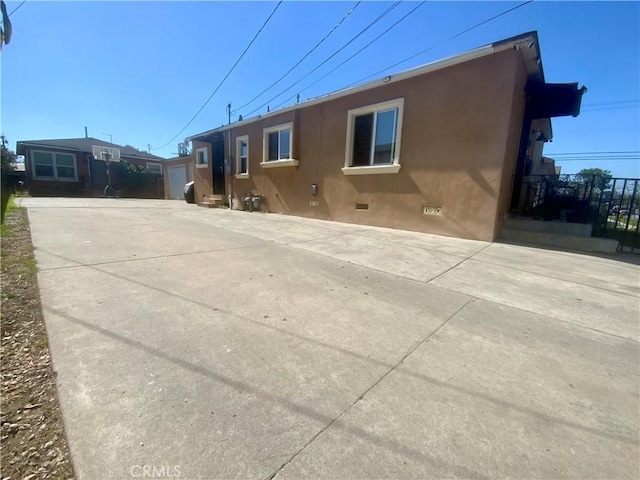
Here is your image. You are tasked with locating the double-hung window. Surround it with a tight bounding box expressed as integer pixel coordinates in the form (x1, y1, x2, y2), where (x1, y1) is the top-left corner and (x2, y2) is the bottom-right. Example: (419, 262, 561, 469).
(236, 136, 249, 177)
(32, 151, 77, 181)
(196, 147, 208, 168)
(343, 98, 404, 175)
(261, 122, 298, 168)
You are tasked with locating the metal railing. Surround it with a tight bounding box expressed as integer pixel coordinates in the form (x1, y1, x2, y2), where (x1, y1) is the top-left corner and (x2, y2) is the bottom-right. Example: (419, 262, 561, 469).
(518, 174, 596, 223)
(516, 174, 640, 253)
(591, 178, 640, 253)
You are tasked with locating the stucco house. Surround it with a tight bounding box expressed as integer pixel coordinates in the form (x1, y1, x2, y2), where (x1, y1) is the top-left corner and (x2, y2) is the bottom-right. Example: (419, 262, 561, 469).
(163, 155, 195, 200)
(187, 31, 584, 242)
(16, 137, 166, 197)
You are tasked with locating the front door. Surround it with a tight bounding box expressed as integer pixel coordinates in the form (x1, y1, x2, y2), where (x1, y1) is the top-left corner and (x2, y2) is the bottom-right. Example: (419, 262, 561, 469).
(212, 138, 225, 195)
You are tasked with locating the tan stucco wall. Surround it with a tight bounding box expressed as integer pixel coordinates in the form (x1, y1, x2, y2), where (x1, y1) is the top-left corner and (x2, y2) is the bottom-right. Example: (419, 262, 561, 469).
(492, 50, 529, 240)
(200, 48, 528, 241)
(191, 141, 213, 203)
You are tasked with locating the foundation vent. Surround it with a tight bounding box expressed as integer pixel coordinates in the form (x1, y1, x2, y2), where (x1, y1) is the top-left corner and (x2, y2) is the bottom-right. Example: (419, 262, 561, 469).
(355, 203, 369, 210)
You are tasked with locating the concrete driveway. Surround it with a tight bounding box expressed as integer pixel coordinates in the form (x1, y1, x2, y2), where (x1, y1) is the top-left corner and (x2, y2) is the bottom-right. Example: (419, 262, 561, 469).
(22, 197, 639, 479)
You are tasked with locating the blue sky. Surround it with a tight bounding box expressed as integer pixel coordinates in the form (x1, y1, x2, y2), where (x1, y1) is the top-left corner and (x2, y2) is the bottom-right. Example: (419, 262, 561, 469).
(2, 1, 639, 177)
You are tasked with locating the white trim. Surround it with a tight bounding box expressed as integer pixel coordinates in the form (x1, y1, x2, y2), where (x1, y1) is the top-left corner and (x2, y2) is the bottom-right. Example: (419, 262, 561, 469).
(263, 122, 294, 163)
(344, 98, 404, 171)
(236, 135, 249, 176)
(341, 164, 401, 175)
(30, 149, 78, 182)
(235, 173, 250, 179)
(195, 147, 208, 168)
(146, 162, 162, 174)
(260, 159, 299, 169)
(186, 43, 501, 142)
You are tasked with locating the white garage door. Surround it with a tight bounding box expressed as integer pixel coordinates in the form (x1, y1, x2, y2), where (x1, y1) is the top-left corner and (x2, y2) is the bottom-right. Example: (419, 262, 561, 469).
(168, 165, 187, 200)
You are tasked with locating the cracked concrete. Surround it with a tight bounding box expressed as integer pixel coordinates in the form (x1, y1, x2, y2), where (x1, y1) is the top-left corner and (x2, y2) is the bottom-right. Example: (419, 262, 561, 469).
(21, 197, 640, 479)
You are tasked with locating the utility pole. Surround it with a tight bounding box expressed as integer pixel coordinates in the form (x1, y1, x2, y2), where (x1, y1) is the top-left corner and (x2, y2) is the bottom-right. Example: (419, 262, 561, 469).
(226, 102, 232, 125)
(147, 144, 151, 154)
(0, 134, 7, 148)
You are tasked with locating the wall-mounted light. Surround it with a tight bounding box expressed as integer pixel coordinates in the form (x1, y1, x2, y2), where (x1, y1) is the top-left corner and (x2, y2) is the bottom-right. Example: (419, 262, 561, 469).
(383, 76, 391, 83)
(311, 183, 318, 196)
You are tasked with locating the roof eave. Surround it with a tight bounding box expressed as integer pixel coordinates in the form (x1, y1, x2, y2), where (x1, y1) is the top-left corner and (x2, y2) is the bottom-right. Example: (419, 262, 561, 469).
(184, 32, 541, 143)
(16, 142, 82, 151)
(186, 41, 506, 142)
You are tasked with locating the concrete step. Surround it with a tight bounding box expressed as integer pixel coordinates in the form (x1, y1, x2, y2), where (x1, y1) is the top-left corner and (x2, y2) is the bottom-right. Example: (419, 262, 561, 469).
(504, 218, 593, 238)
(499, 228, 619, 254)
(198, 195, 226, 208)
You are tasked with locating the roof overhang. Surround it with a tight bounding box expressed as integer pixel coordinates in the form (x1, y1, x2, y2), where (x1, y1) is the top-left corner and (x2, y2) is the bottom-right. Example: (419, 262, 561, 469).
(186, 31, 544, 143)
(16, 141, 81, 151)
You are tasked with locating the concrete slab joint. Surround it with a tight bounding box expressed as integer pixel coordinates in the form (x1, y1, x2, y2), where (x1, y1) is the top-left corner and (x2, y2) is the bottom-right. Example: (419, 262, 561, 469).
(21, 197, 640, 480)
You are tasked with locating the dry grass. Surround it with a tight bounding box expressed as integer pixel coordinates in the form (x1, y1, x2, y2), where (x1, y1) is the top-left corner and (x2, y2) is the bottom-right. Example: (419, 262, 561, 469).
(1, 199, 75, 480)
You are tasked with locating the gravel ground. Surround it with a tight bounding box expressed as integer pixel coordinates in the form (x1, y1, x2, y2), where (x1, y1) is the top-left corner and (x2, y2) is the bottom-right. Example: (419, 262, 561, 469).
(1, 201, 74, 480)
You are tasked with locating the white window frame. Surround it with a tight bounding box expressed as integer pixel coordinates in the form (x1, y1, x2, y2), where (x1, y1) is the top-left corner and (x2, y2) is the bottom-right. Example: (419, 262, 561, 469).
(261, 122, 299, 168)
(31, 150, 78, 181)
(343, 98, 404, 175)
(235, 135, 249, 178)
(196, 147, 208, 168)
(146, 162, 162, 174)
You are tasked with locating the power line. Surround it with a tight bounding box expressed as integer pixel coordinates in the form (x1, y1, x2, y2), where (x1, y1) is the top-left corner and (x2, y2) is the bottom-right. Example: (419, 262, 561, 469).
(341, 0, 533, 91)
(582, 99, 639, 107)
(557, 128, 638, 133)
(8, 0, 26, 16)
(581, 104, 639, 112)
(243, 1, 403, 117)
(555, 157, 640, 162)
(235, 1, 362, 112)
(546, 151, 640, 155)
(152, 1, 283, 151)
(274, 1, 427, 110)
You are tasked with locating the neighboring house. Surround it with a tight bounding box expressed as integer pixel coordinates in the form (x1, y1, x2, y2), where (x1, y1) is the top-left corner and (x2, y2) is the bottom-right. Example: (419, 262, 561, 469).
(16, 137, 166, 197)
(537, 156, 558, 177)
(6, 155, 26, 188)
(163, 155, 195, 200)
(186, 31, 585, 242)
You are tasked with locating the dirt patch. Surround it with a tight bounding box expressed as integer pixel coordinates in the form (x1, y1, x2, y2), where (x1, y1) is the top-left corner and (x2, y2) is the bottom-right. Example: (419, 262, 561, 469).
(1, 201, 74, 479)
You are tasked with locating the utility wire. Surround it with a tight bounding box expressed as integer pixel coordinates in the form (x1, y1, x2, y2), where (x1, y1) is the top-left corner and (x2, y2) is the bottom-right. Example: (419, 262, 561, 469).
(152, 1, 283, 151)
(341, 0, 533, 91)
(235, 1, 362, 112)
(274, 1, 427, 110)
(554, 158, 639, 162)
(546, 151, 640, 155)
(8, 0, 26, 16)
(243, 1, 403, 117)
(582, 99, 639, 107)
(581, 104, 639, 112)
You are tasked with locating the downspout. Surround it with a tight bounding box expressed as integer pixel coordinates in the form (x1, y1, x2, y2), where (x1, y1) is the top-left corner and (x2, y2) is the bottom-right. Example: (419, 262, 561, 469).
(315, 103, 324, 200)
(228, 128, 233, 209)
